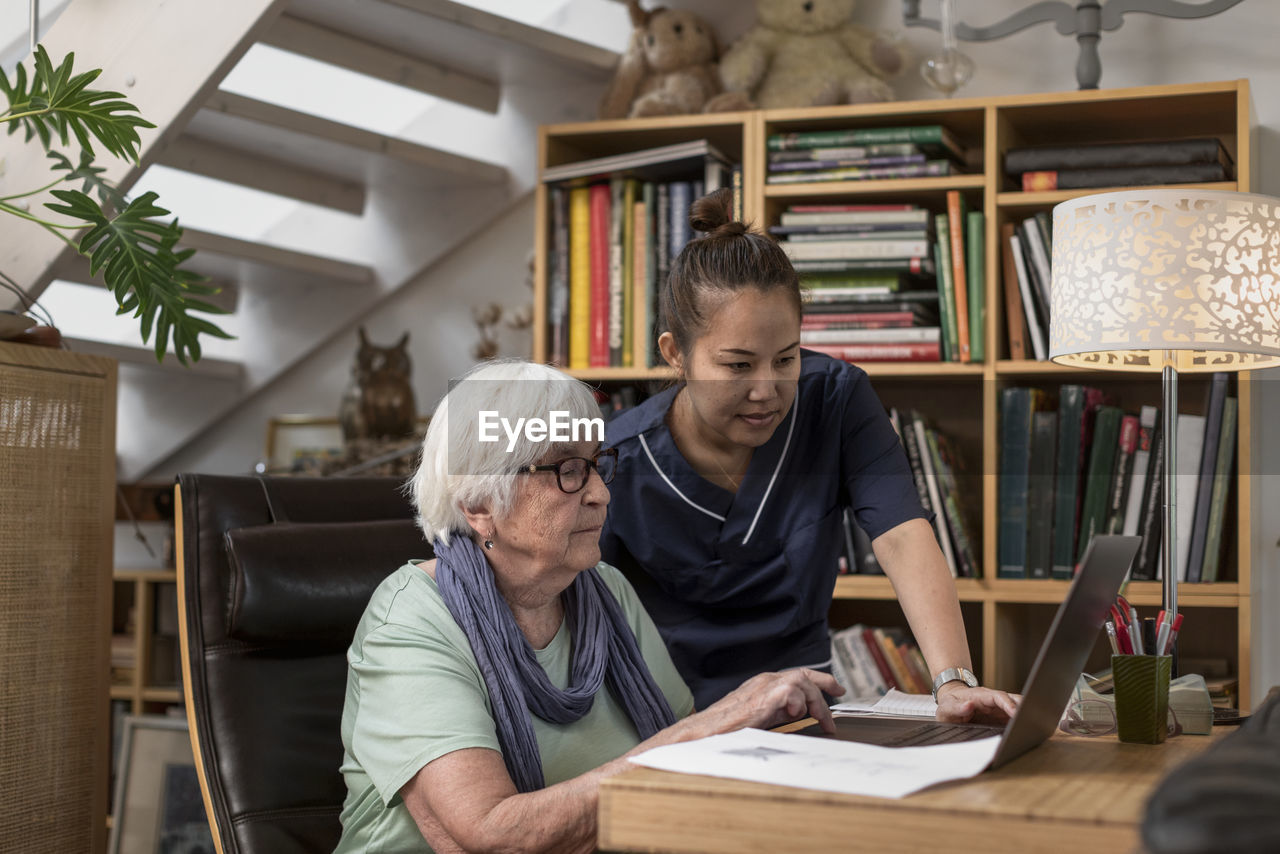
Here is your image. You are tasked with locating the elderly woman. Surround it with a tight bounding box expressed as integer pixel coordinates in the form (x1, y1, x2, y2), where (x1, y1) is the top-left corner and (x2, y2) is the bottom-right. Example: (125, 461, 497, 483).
(334, 359, 840, 854)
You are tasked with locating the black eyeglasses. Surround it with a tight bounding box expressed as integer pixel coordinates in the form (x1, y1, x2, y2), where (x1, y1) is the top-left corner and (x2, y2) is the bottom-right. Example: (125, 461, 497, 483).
(519, 448, 618, 494)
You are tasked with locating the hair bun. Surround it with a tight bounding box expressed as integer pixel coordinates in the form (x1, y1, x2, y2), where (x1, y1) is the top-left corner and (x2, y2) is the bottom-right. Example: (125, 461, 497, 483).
(689, 187, 743, 237)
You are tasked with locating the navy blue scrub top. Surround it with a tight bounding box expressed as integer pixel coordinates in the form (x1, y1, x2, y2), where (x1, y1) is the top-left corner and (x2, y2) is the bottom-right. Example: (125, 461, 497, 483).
(600, 350, 928, 708)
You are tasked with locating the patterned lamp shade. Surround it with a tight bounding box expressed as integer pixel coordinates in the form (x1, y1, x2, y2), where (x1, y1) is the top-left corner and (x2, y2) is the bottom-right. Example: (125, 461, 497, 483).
(1050, 189, 1280, 372)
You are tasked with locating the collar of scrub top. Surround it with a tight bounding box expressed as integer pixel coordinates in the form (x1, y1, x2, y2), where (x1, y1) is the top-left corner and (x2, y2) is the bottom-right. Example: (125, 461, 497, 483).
(628, 383, 799, 547)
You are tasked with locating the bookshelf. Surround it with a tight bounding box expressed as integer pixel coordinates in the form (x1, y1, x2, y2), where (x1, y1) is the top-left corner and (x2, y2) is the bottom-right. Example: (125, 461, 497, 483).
(533, 80, 1259, 710)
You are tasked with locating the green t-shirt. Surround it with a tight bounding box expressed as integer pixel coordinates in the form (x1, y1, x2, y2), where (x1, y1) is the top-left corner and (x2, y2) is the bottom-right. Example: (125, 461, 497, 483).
(333, 561, 694, 853)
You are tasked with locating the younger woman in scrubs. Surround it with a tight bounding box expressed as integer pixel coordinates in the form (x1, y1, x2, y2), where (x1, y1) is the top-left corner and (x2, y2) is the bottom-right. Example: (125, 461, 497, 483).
(600, 189, 1017, 723)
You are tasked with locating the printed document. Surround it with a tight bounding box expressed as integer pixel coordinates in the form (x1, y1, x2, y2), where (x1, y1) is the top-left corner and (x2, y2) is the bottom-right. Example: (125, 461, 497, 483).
(629, 727, 1000, 799)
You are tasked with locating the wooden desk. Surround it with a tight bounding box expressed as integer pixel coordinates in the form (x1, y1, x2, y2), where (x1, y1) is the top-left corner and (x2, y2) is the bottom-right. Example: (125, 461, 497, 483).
(599, 729, 1224, 854)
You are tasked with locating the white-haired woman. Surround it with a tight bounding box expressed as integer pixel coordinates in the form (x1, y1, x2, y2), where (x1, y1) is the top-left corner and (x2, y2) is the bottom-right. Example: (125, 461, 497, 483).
(334, 360, 840, 854)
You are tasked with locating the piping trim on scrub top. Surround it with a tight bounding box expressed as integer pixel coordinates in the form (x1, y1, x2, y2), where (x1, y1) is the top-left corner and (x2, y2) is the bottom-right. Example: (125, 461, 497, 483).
(638, 432, 728, 523)
(741, 385, 798, 546)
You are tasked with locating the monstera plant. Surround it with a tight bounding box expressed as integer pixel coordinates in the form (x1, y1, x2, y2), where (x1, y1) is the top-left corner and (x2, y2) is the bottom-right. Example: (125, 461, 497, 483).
(0, 46, 228, 364)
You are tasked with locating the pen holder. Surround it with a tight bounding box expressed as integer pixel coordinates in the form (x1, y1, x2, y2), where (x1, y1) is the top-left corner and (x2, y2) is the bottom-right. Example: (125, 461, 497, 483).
(1112, 654, 1172, 744)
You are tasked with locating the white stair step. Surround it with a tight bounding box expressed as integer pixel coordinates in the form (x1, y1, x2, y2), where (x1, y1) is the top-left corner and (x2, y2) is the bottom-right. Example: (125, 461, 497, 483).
(64, 337, 245, 379)
(261, 11, 500, 112)
(157, 134, 368, 214)
(181, 228, 375, 284)
(192, 90, 507, 187)
(287, 0, 618, 91)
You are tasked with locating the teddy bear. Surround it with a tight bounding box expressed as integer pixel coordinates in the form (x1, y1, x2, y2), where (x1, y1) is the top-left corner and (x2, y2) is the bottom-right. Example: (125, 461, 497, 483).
(718, 0, 906, 110)
(598, 1, 753, 120)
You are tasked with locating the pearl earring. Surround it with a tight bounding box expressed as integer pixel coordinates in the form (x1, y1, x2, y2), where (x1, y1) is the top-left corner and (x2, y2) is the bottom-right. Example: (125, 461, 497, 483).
(484, 538, 494, 550)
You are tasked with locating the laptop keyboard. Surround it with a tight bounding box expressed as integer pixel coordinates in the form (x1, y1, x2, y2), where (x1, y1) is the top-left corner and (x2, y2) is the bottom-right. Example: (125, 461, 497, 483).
(881, 723, 1002, 747)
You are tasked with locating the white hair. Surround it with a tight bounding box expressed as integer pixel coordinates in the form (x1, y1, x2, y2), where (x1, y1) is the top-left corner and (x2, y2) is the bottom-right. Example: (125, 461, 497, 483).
(409, 359, 603, 544)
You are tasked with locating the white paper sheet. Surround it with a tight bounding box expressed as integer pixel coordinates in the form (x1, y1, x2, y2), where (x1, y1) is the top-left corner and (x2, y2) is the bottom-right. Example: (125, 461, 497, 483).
(832, 688, 937, 718)
(629, 727, 1001, 799)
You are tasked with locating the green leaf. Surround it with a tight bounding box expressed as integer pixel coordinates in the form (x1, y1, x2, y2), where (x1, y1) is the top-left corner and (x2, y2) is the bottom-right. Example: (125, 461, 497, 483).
(44, 188, 232, 364)
(46, 148, 128, 210)
(2, 46, 154, 162)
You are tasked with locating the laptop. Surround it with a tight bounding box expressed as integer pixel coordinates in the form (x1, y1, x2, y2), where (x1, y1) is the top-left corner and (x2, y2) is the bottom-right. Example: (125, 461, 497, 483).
(799, 534, 1141, 770)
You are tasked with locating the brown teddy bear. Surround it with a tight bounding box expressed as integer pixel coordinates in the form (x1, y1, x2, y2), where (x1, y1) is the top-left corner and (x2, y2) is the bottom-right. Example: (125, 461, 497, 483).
(598, 1, 752, 120)
(718, 0, 906, 109)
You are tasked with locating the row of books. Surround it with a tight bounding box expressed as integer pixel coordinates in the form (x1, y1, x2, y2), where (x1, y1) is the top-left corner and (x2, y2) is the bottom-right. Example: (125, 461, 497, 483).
(779, 195, 985, 363)
(999, 213, 1054, 361)
(766, 124, 967, 185)
(1005, 136, 1234, 191)
(998, 376, 1236, 583)
(830, 623, 933, 698)
(890, 409, 980, 578)
(543, 140, 736, 369)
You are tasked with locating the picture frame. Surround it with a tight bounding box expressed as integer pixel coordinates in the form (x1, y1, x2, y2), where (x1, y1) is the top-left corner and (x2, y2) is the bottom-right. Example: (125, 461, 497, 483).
(263, 415, 346, 474)
(108, 715, 215, 854)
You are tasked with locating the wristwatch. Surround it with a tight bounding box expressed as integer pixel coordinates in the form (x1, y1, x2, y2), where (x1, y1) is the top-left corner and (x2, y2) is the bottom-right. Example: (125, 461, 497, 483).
(931, 666, 979, 700)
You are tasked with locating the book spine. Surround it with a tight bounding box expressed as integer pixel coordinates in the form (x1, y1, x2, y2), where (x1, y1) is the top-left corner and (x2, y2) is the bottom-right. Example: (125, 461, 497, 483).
(1051, 385, 1085, 579)
(768, 125, 951, 151)
(862, 627, 899, 690)
(806, 342, 941, 362)
(913, 415, 958, 577)
(1021, 162, 1227, 191)
(874, 628, 916, 693)
(934, 213, 956, 362)
(1026, 411, 1058, 579)
(770, 222, 931, 237)
(766, 160, 951, 184)
(607, 179, 624, 368)
(779, 209, 931, 227)
(549, 185, 570, 367)
(769, 154, 927, 172)
(1174, 414, 1206, 582)
(965, 210, 985, 363)
(731, 164, 743, 222)
(780, 238, 933, 260)
(631, 196, 648, 370)
(1200, 397, 1237, 584)
(925, 427, 979, 579)
(946, 191, 971, 362)
(801, 312, 916, 328)
(785, 229, 930, 244)
(1186, 373, 1228, 582)
(1009, 233, 1047, 360)
(1123, 405, 1159, 536)
(800, 327, 939, 345)
(845, 624, 887, 693)
(1105, 415, 1139, 535)
(1076, 407, 1122, 570)
(830, 626, 875, 697)
(568, 186, 592, 369)
(894, 408, 935, 519)
(802, 273, 901, 290)
(1004, 138, 1228, 174)
(770, 143, 920, 162)
(668, 181, 692, 262)
(588, 183, 611, 368)
(998, 387, 1035, 578)
(1018, 218, 1053, 323)
(792, 257, 935, 274)
(999, 221, 1028, 361)
(803, 287, 894, 301)
(1132, 422, 1164, 581)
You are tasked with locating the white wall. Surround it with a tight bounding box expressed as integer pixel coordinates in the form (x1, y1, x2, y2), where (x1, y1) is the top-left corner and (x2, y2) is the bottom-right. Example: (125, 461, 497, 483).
(153, 193, 535, 476)
(153, 0, 1280, 695)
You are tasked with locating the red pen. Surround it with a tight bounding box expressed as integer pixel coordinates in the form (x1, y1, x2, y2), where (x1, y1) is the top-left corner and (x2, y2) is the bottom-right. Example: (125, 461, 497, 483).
(1154, 610, 1170, 657)
(1109, 605, 1132, 654)
(1116, 595, 1143, 654)
(1163, 612, 1184, 655)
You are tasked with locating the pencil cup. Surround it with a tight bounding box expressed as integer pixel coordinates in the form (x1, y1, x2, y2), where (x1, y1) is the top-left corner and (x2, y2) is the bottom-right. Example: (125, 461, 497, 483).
(1112, 654, 1172, 744)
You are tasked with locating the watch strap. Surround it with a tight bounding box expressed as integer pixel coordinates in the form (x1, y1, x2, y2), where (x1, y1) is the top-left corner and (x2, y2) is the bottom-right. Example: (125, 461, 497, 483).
(932, 666, 978, 699)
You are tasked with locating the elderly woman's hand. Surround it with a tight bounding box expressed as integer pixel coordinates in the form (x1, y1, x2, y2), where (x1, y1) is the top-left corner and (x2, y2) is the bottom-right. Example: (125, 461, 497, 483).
(700, 668, 845, 735)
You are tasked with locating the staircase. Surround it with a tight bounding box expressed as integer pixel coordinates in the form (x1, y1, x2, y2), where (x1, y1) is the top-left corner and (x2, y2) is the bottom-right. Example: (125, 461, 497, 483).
(0, 0, 624, 480)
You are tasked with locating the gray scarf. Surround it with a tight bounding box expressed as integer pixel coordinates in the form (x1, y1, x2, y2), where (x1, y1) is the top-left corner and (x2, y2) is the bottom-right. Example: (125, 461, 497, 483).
(434, 535, 676, 792)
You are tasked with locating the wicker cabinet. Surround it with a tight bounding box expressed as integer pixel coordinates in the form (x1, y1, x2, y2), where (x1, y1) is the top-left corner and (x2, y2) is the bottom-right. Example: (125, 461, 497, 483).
(0, 342, 116, 854)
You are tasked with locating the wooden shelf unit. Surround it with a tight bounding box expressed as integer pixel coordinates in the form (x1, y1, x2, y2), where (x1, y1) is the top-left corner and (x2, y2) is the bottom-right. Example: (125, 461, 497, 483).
(111, 568, 184, 713)
(533, 80, 1259, 709)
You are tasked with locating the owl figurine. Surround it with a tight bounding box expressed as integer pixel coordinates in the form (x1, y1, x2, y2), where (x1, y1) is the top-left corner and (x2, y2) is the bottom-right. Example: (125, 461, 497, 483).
(339, 327, 417, 442)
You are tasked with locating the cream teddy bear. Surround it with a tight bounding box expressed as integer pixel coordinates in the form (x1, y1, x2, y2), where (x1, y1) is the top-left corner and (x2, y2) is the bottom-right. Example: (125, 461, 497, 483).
(719, 0, 905, 109)
(599, 1, 752, 119)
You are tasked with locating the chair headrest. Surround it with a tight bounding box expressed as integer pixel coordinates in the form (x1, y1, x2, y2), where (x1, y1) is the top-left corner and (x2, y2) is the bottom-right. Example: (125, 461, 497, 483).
(224, 519, 431, 646)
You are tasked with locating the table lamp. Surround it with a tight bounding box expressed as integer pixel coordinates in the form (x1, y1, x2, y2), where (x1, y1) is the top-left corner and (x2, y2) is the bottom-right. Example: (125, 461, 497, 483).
(1049, 189, 1280, 638)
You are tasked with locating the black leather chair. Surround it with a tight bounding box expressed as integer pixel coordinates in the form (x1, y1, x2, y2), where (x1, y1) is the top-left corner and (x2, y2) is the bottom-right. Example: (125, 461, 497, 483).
(176, 474, 432, 854)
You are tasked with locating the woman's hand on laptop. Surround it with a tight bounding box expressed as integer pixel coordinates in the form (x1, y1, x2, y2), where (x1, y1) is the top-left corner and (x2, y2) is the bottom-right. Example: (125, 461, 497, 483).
(935, 685, 1020, 725)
